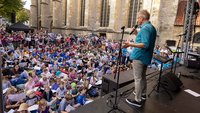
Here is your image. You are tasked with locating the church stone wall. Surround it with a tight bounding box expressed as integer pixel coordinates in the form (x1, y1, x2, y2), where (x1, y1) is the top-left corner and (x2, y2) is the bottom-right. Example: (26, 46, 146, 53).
(30, 0, 37, 28)
(158, 0, 180, 46)
(31, 0, 198, 46)
(41, 0, 51, 29)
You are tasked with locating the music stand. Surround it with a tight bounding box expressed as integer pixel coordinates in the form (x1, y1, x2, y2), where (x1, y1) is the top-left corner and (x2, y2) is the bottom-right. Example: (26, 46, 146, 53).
(107, 26, 126, 113)
(166, 46, 184, 74)
(148, 54, 173, 99)
(166, 34, 185, 74)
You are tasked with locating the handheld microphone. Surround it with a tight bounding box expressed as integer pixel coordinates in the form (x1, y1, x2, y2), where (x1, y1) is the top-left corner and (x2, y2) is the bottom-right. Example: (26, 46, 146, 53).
(130, 25, 138, 35)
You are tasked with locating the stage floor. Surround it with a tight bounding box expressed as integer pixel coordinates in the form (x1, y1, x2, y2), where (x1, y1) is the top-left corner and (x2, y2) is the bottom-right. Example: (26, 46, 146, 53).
(72, 66, 200, 113)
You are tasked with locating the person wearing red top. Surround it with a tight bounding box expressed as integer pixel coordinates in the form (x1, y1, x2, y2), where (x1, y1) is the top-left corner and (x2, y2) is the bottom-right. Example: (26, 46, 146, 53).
(65, 37, 70, 47)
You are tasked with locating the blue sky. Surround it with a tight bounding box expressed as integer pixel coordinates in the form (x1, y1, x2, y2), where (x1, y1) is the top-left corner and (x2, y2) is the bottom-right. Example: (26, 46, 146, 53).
(23, 0, 31, 10)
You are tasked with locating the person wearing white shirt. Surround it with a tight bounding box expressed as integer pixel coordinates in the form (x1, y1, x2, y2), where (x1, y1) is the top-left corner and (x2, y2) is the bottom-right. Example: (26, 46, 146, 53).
(41, 68, 52, 78)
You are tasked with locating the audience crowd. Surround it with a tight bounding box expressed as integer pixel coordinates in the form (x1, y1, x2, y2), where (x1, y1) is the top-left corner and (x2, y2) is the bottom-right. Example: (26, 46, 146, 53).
(1, 28, 133, 113)
(0, 27, 179, 113)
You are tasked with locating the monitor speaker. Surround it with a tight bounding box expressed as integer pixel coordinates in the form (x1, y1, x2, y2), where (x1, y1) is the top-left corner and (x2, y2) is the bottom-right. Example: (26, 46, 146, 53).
(160, 72, 183, 92)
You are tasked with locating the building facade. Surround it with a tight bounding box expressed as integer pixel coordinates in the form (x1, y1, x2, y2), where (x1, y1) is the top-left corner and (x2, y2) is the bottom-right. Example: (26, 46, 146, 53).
(30, 0, 200, 46)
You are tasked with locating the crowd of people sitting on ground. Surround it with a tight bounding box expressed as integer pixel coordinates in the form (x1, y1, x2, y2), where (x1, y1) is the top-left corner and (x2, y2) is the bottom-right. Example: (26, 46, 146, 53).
(1, 28, 134, 113)
(0, 27, 180, 113)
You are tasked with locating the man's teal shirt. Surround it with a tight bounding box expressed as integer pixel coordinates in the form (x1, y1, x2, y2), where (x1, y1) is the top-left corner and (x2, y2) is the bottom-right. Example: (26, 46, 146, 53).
(129, 21, 157, 65)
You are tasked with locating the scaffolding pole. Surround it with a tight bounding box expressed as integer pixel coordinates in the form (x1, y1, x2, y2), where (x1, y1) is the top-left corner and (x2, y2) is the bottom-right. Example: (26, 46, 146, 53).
(182, 0, 196, 65)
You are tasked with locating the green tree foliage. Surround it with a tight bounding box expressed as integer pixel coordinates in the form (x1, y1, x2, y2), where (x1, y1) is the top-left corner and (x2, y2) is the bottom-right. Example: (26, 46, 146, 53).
(0, 0, 24, 21)
(16, 9, 29, 23)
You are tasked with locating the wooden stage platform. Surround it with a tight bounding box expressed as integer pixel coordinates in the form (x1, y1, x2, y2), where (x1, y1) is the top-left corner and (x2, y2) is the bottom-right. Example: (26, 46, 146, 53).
(71, 66, 200, 113)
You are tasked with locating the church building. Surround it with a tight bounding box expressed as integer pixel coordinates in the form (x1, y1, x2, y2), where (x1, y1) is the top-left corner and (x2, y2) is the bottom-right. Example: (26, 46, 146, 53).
(30, 0, 200, 46)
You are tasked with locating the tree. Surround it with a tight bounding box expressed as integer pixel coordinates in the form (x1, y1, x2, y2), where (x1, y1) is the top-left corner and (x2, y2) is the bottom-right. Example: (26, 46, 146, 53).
(16, 9, 29, 23)
(0, 0, 24, 23)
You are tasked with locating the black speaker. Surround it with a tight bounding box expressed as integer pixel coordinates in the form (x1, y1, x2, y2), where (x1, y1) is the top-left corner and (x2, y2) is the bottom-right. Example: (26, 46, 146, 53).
(166, 40, 176, 47)
(101, 68, 157, 96)
(101, 70, 134, 96)
(160, 72, 183, 92)
(187, 60, 200, 69)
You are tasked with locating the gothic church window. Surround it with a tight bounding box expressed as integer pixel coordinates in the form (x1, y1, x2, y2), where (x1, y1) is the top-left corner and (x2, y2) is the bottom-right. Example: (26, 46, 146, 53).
(128, 0, 141, 28)
(100, 0, 110, 27)
(80, 0, 85, 26)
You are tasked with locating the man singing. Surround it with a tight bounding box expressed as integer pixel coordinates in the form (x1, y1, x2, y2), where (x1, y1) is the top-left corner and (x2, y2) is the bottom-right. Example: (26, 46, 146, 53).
(123, 10, 157, 107)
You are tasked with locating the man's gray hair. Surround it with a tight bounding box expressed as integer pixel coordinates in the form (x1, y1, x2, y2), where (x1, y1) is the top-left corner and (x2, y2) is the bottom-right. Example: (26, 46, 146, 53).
(138, 10, 150, 20)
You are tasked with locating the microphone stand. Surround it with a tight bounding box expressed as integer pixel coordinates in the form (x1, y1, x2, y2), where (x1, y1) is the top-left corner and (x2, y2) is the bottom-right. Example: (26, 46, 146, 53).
(108, 26, 126, 113)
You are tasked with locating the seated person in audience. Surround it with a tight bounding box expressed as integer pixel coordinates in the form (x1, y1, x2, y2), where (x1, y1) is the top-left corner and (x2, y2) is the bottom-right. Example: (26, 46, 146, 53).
(23, 90, 39, 106)
(20, 56, 31, 67)
(4, 87, 21, 110)
(89, 72, 98, 85)
(42, 55, 51, 63)
(43, 85, 53, 102)
(52, 61, 59, 72)
(154, 45, 160, 55)
(80, 75, 89, 89)
(69, 82, 79, 97)
(29, 71, 39, 84)
(77, 63, 84, 71)
(17, 103, 29, 113)
(160, 46, 168, 57)
(76, 88, 91, 106)
(51, 78, 60, 90)
(55, 70, 61, 78)
(2, 76, 12, 90)
(162, 52, 169, 58)
(59, 94, 77, 113)
(14, 47, 22, 59)
(96, 69, 103, 79)
(13, 59, 19, 66)
(10, 70, 28, 89)
(71, 60, 77, 68)
(56, 82, 67, 100)
(24, 76, 35, 91)
(12, 65, 23, 75)
(41, 68, 52, 78)
(7, 51, 15, 61)
(23, 48, 30, 57)
(76, 70, 83, 81)
(31, 55, 40, 65)
(68, 68, 77, 81)
(2, 68, 13, 79)
(105, 66, 112, 74)
(40, 76, 49, 86)
(38, 99, 51, 113)
(87, 66, 94, 78)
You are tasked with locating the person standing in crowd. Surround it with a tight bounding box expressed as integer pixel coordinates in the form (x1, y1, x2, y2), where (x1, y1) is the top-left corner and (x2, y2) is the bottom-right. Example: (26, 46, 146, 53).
(123, 10, 157, 107)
